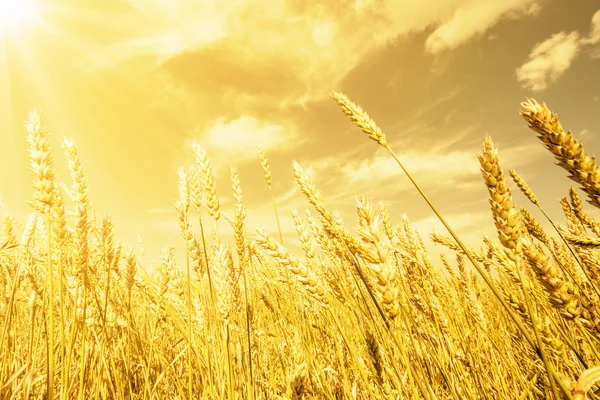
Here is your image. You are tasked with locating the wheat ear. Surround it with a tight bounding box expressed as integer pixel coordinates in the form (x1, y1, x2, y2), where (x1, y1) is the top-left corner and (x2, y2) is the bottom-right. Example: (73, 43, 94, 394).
(520, 98, 600, 208)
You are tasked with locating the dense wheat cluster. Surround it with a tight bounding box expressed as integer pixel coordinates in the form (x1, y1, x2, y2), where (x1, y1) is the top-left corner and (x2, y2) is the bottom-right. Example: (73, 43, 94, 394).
(2, 96, 600, 399)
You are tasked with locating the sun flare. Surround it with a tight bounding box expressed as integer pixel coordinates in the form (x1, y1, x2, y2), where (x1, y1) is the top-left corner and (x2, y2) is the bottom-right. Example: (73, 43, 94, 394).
(0, 0, 41, 33)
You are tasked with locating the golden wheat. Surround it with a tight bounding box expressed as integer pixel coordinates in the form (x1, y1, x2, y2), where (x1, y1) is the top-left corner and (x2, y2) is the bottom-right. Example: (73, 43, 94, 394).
(5, 96, 600, 399)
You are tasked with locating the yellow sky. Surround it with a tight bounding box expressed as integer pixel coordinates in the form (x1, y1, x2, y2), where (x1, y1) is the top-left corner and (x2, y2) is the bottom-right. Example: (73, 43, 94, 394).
(1, 0, 600, 270)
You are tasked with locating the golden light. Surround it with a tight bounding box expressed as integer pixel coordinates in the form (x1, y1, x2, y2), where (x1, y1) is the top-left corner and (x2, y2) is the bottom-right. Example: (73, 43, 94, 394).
(0, 0, 41, 33)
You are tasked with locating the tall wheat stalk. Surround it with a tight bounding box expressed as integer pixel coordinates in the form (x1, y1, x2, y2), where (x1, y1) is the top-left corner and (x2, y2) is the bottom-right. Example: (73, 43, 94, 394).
(176, 167, 194, 400)
(26, 110, 58, 400)
(62, 138, 90, 400)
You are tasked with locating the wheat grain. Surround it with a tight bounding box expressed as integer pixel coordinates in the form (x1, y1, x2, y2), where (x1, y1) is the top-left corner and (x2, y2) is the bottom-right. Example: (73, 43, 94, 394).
(478, 137, 523, 256)
(331, 92, 387, 147)
(520, 98, 600, 208)
(509, 170, 539, 206)
(26, 110, 57, 214)
(192, 143, 220, 221)
(291, 209, 315, 261)
(254, 228, 326, 304)
(520, 208, 549, 246)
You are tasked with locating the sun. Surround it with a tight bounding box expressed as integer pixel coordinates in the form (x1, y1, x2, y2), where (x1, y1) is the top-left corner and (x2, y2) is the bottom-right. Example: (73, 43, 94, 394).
(0, 0, 42, 34)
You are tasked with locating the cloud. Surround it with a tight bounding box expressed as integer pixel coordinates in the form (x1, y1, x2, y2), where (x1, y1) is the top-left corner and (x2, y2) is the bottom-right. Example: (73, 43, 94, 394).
(582, 9, 600, 59)
(188, 114, 305, 172)
(425, 0, 541, 54)
(99, 0, 235, 61)
(408, 85, 467, 119)
(335, 139, 543, 189)
(515, 31, 581, 91)
(583, 9, 600, 45)
(515, 8, 600, 90)
(299, 157, 340, 185)
(84, 0, 545, 107)
(340, 151, 480, 185)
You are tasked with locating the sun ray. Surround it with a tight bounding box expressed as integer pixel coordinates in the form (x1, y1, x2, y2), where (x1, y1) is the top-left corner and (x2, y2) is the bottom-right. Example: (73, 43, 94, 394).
(0, 0, 43, 34)
(0, 38, 25, 200)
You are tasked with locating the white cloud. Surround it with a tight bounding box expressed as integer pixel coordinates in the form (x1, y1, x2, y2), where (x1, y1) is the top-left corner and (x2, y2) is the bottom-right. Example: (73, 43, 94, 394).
(582, 9, 600, 59)
(408, 85, 466, 119)
(87, 0, 544, 104)
(425, 0, 540, 54)
(340, 151, 479, 184)
(337, 141, 542, 187)
(583, 9, 600, 45)
(515, 9, 600, 89)
(300, 157, 339, 184)
(190, 115, 305, 171)
(515, 31, 581, 91)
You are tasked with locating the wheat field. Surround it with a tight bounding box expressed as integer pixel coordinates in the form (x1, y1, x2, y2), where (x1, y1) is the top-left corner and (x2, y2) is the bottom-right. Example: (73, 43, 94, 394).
(1, 94, 600, 399)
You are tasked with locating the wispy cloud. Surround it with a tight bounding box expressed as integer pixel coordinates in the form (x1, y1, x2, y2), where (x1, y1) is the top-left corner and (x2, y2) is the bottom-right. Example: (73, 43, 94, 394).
(340, 151, 479, 185)
(83, 0, 546, 108)
(582, 9, 600, 58)
(583, 9, 600, 45)
(515, 7, 600, 91)
(332, 139, 543, 189)
(187, 115, 305, 173)
(408, 85, 468, 120)
(425, 0, 541, 54)
(515, 31, 581, 91)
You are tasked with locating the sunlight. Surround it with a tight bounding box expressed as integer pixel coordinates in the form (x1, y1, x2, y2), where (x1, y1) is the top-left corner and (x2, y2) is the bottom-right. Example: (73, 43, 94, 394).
(0, 0, 41, 33)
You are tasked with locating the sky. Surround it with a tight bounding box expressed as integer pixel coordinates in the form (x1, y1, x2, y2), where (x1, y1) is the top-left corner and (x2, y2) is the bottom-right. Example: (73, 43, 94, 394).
(1, 0, 599, 272)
